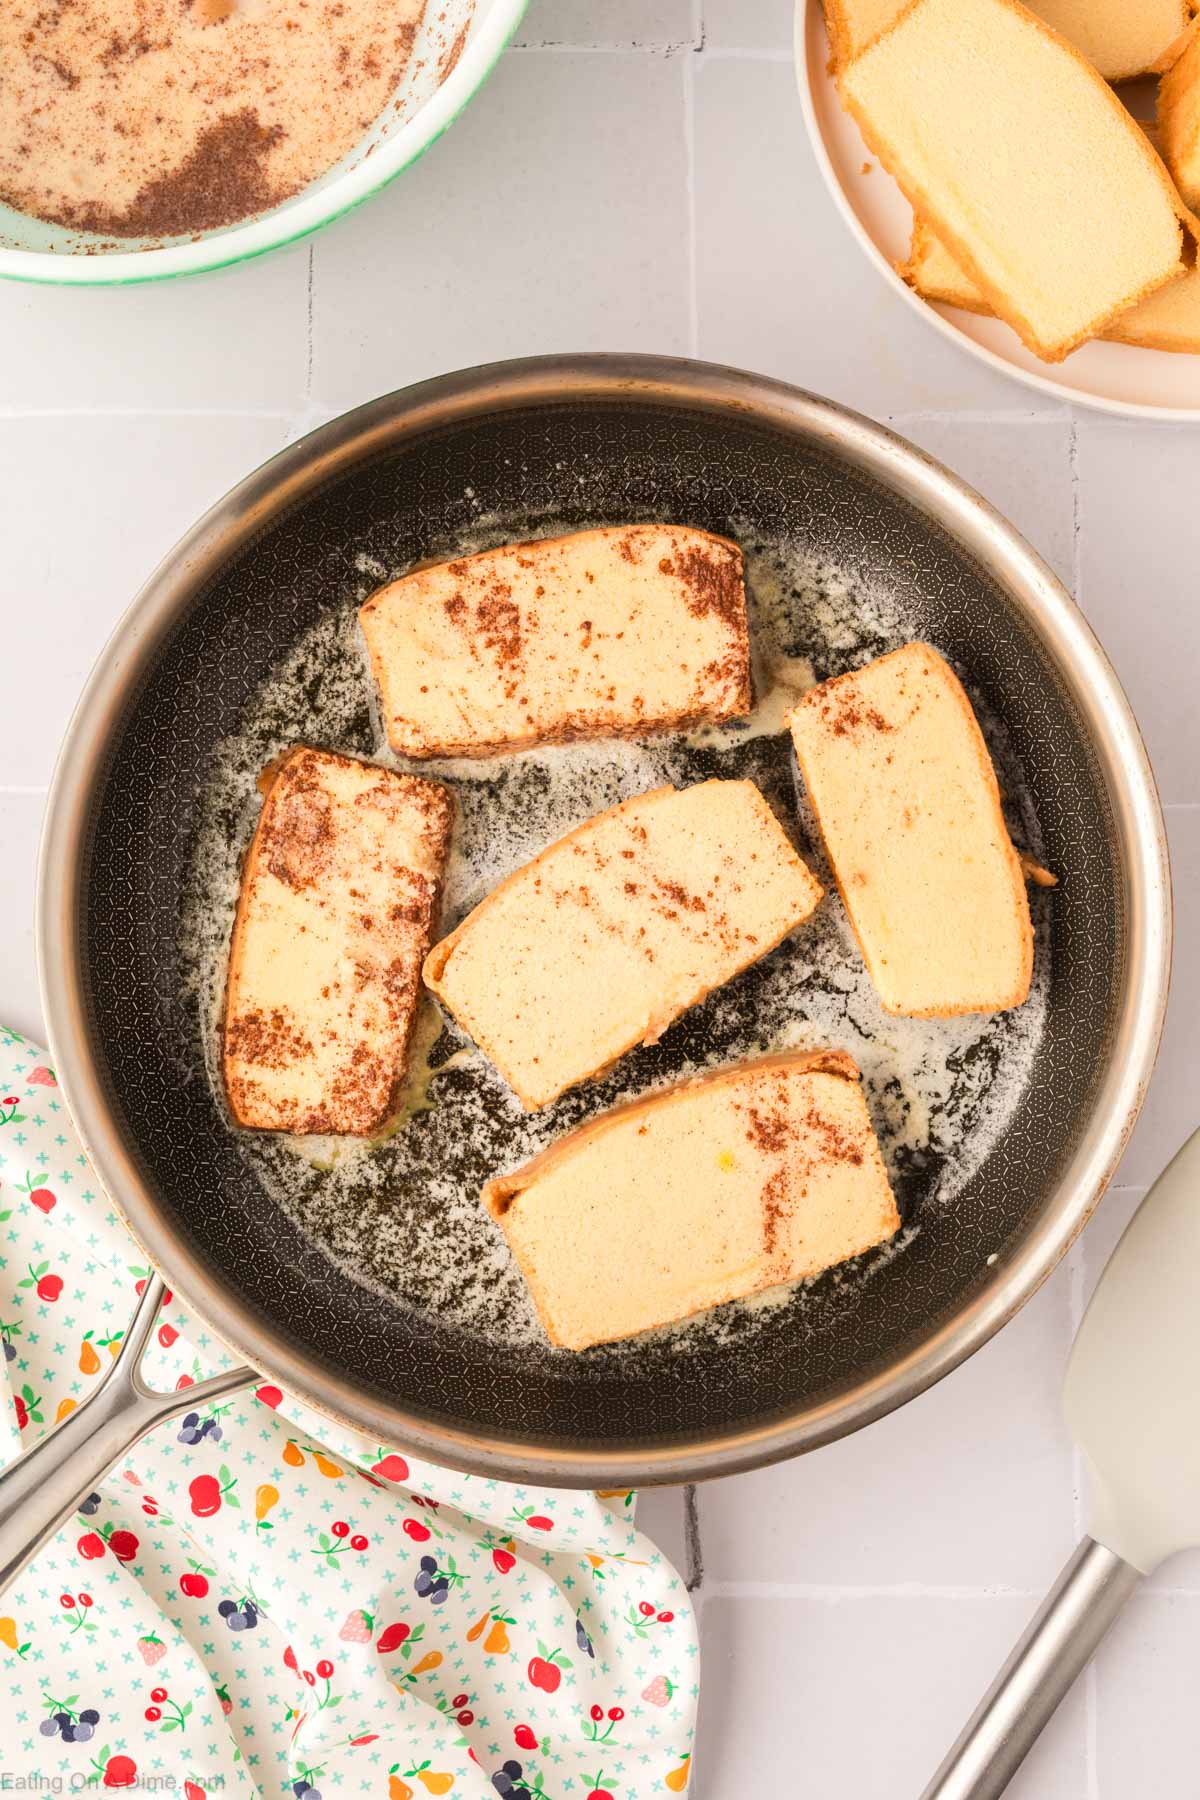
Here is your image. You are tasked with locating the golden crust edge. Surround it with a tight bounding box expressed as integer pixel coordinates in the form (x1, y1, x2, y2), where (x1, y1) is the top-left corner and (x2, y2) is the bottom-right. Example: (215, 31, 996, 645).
(1160, 17, 1200, 209)
(896, 220, 994, 315)
(376, 695, 755, 762)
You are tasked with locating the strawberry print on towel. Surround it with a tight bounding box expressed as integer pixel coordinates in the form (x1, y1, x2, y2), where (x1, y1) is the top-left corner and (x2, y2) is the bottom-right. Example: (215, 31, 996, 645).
(0, 1026, 698, 1795)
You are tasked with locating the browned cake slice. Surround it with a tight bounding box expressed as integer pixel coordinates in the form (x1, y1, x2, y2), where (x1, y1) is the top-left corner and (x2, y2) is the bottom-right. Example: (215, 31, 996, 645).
(358, 524, 752, 758)
(223, 746, 452, 1134)
(424, 779, 823, 1109)
(788, 643, 1040, 1018)
(484, 1050, 900, 1351)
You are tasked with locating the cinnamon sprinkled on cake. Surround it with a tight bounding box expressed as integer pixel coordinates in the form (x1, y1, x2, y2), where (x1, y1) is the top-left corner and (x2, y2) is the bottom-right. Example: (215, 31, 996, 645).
(815, 673, 895, 739)
(223, 747, 451, 1136)
(664, 544, 748, 634)
(358, 524, 753, 759)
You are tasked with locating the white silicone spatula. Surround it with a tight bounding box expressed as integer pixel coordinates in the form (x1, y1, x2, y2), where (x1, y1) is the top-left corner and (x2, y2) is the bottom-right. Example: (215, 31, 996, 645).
(921, 1125, 1200, 1799)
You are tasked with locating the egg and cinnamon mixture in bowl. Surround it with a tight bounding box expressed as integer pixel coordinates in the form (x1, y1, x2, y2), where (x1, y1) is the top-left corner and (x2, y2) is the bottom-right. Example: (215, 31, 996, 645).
(0, 0, 520, 282)
(0, 0, 432, 238)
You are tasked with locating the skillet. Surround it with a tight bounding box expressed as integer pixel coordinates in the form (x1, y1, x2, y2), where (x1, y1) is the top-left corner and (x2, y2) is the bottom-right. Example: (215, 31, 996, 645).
(0, 357, 1169, 1588)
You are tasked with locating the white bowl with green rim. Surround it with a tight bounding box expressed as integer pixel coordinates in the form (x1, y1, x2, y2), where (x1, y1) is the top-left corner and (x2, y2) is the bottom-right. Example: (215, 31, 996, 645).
(0, 0, 527, 288)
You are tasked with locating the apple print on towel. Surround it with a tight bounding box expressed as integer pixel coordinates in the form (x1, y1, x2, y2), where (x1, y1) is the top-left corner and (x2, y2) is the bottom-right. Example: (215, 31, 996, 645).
(0, 1024, 695, 1793)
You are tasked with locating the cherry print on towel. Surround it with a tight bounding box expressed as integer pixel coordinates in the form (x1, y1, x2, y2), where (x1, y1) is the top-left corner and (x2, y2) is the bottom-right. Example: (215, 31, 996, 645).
(0, 1025, 697, 1797)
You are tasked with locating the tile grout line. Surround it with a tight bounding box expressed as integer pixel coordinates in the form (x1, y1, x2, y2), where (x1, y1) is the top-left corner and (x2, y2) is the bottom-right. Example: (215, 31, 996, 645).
(1068, 412, 1082, 601)
(509, 42, 792, 61)
(683, 1484, 704, 1593)
(510, 38, 706, 56)
(705, 1579, 1200, 1598)
(696, 45, 794, 63)
(1066, 1238, 1085, 1538)
(305, 245, 315, 401)
(683, 3, 700, 359)
(0, 408, 296, 421)
(1086, 1660, 1101, 1800)
(884, 409, 1069, 426)
(1068, 1233, 1101, 1800)
(705, 1580, 1059, 1600)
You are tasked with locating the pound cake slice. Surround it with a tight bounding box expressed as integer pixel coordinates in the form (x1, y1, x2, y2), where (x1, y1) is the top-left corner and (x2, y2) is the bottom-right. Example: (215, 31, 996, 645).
(223, 747, 451, 1135)
(904, 134, 1200, 354)
(825, 0, 1190, 76)
(899, 217, 991, 314)
(788, 644, 1038, 1018)
(359, 525, 751, 759)
(1160, 17, 1200, 212)
(1027, 0, 1192, 80)
(1104, 257, 1200, 352)
(485, 1051, 899, 1350)
(425, 780, 822, 1110)
(824, 0, 905, 65)
(837, 0, 1188, 362)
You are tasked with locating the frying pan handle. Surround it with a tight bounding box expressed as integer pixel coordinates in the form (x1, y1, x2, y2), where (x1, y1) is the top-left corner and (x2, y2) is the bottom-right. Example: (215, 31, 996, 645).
(0, 1273, 254, 1596)
(919, 1536, 1142, 1799)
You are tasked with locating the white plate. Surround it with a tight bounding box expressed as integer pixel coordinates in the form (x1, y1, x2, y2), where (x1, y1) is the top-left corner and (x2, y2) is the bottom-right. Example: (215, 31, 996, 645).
(795, 0, 1200, 420)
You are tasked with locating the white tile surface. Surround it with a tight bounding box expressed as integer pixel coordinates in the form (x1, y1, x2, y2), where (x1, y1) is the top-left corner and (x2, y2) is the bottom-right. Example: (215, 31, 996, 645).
(1113, 807, 1200, 1189)
(0, 793, 46, 1046)
(1075, 422, 1200, 808)
(0, 412, 293, 789)
(635, 1484, 696, 1588)
(692, 55, 1031, 416)
(700, 1270, 1076, 1593)
(1, 25, 1197, 1795)
(695, 1593, 1089, 1798)
(701, 0, 794, 50)
(1094, 1593, 1200, 1794)
(0, 252, 309, 414)
(893, 415, 1075, 586)
(311, 49, 690, 413)
(514, 0, 698, 47)
(1077, 1185, 1145, 1314)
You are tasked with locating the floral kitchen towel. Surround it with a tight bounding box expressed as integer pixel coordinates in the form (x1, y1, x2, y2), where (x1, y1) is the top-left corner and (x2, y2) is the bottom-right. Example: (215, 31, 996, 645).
(0, 1025, 697, 1798)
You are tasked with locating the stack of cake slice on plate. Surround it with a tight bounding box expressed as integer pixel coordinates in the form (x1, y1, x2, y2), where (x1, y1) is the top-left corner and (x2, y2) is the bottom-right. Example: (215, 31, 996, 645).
(827, 0, 1200, 360)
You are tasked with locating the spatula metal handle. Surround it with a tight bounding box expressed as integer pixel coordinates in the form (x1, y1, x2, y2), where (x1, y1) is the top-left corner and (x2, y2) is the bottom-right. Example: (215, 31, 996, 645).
(0, 1273, 254, 1597)
(920, 1537, 1142, 1799)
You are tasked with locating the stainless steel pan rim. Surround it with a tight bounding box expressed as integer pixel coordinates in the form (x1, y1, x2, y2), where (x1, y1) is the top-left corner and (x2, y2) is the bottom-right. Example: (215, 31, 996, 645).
(37, 353, 1172, 1486)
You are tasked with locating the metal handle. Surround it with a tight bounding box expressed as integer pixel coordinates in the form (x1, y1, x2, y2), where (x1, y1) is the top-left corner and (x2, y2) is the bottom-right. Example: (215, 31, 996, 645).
(0, 1273, 255, 1596)
(920, 1537, 1142, 1799)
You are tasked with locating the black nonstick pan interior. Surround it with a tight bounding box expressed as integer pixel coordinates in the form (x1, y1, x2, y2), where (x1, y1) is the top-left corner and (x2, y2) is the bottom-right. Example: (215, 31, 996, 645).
(64, 361, 1142, 1480)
